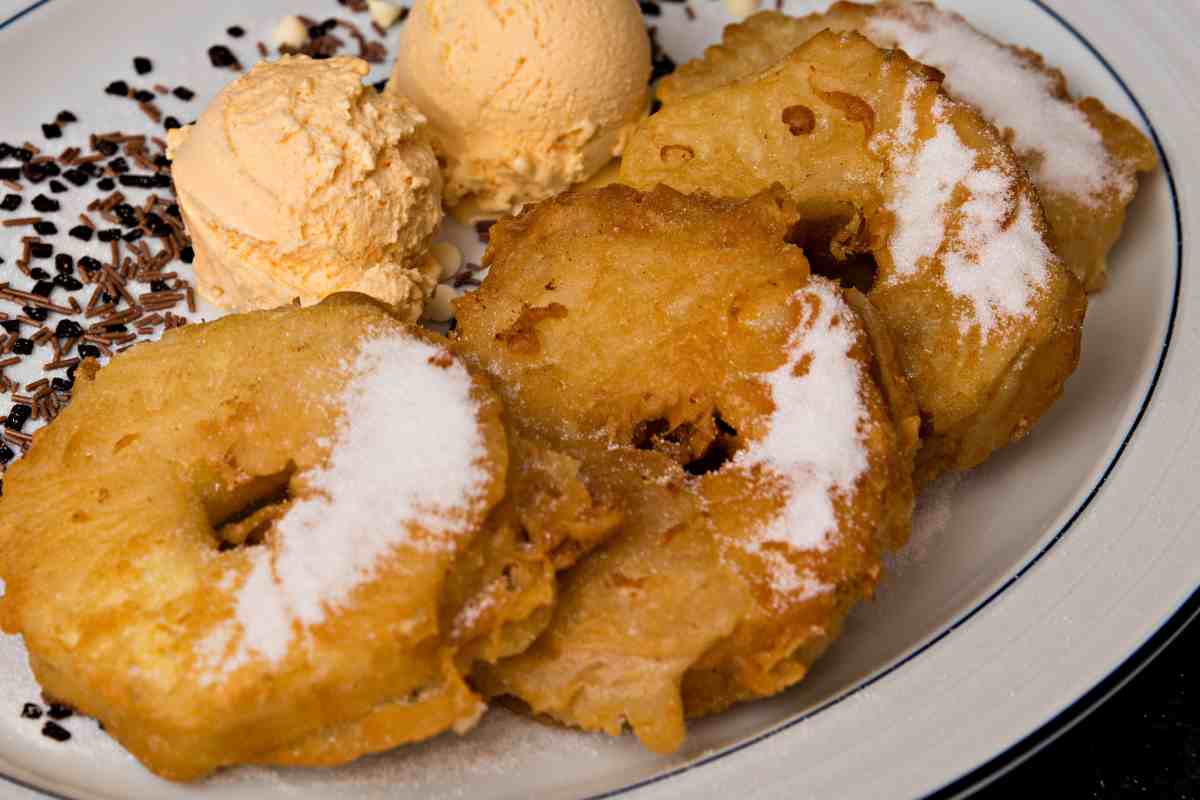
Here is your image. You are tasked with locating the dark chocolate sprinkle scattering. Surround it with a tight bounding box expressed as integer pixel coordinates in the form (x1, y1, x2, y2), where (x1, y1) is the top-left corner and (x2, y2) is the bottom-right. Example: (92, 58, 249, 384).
(227, 25, 245, 37)
(32, 280, 54, 297)
(648, 27, 676, 83)
(55, 319, 83, 339)
(49, 179, 68, 194)
(46, 703, 74, 721)
(173, 86, 195, 101)
(10, 338, 33, 355)
(0, 194, 21, 212)
(33, 221, 56, 236)
(56, 110, 77, 124)
(40, 123, 62, 139)
(0, 167, 20, 182)
(6, 404, 32, 431)
(163, 116, 182, 131)
(30, 267, 50, 280)
(30, 242, 53, 259)
(208, 45, 238, 68)
(22, 162, 47, 183)
(0, 445, 16, 465)
(31, 194, 60, 213)
(133, 89, 156, 103)
(20, 703, 41, 720)
(41, 721, 70, 742)
(180, 245, 195, 263)
(21, 306, 47, 322)
(105, 80, 129, 97)
(133, 56, 153, 75)
(68, 225, 94, 242)
(54, 275, 83, 291)
(96, 177, 115, 192)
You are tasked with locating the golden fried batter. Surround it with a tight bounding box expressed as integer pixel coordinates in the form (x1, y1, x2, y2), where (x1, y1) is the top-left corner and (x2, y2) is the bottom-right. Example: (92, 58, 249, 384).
(0, 294, 579, 780)
(455, 185, 918, 753)
(657, 2, 1157, 291)
(621, 30, 1086, 482)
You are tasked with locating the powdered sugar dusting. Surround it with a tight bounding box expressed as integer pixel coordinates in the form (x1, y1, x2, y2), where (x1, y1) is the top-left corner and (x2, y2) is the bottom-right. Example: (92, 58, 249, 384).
(883, 95, 1051, 335)
(889, 472, 963, 575)
(199, 333, 489, 678)
(732, 279, 870, 595)
(865, 3, 1134, 206)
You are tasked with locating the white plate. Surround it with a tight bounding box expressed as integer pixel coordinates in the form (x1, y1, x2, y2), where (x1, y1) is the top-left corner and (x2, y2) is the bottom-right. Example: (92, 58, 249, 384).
(0, 1, 1193, 798)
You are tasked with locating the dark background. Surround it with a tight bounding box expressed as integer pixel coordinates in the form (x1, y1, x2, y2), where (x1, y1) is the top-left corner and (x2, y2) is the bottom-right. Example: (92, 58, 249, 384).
(973, 619, 1200, 798)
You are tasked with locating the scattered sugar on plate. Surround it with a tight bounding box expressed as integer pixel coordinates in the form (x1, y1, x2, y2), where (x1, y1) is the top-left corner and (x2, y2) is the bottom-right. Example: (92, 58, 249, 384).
(209, 709, 609, 799)
(889, 472, 964, 576)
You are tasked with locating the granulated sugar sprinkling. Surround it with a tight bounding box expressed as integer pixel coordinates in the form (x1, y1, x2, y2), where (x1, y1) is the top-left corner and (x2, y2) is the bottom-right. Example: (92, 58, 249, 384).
(865, 4, 1134, 206)
(201, 333, 489, 676)
(731, 278, 870, 595)
(883, 96, 1051, 335)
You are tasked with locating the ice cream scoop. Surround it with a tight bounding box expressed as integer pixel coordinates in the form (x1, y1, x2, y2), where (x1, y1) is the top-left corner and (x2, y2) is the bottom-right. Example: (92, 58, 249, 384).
(388, 0, 652, 219)
(167, 56, 443, 319)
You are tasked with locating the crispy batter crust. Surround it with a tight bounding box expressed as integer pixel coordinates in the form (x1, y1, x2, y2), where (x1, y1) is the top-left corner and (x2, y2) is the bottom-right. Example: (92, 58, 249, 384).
(455, 185, 918, 753)
(0, 294, 567, 780)
(622, 30, 1087, 482)
(657, 2, 1157, 292)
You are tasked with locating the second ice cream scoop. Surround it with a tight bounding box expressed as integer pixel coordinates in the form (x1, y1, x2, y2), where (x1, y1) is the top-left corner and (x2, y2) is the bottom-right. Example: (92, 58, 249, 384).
(389, 0, 652, 219)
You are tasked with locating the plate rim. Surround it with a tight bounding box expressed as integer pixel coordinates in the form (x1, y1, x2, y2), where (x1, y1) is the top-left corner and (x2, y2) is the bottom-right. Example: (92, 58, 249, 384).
(0, 1, 1184, 798)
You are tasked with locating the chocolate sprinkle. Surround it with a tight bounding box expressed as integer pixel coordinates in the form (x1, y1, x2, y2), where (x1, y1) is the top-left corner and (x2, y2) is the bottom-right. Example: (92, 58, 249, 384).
(46, 703, 74, 721)
(31, 195, 60, 213)
(207, 44, 239, 69)
(133, 56, 153, 75)
(41, 721, 70, 742)
(20, 703, 41, 720)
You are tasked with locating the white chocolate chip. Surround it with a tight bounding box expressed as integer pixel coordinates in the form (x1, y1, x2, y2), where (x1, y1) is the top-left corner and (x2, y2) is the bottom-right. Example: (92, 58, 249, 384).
(423, 284, 460, 323)
(272, 15, 309, 49)
(724, 0, 761, 17)
(431, 242, 463, 282)
(368, 0, 405, 30)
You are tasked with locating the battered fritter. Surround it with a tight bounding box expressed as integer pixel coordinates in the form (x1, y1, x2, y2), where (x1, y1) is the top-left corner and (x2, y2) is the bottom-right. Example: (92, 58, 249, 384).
(0, 294, 593, 780)
(454, 185, 919, 753)
(657, 1, 1157, 292)
(621, 30, 1087, 482)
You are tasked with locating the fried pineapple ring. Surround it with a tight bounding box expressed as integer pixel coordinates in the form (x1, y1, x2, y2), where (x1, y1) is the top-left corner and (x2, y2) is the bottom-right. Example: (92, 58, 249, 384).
(0, 294, 566, 780)
(658, 1, 1157, 292)
(621, 30, 1086, 482)
(455, 185, 918, 753)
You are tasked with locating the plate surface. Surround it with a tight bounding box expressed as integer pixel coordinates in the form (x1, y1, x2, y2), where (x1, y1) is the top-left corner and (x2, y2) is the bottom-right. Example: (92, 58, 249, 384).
(0, 1, 1194, 798)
